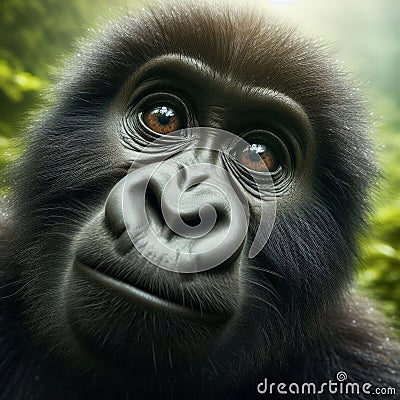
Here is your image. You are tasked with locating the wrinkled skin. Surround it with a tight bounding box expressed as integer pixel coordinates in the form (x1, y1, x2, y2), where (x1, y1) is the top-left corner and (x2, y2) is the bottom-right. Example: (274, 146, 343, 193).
(1, 2, 399, 399)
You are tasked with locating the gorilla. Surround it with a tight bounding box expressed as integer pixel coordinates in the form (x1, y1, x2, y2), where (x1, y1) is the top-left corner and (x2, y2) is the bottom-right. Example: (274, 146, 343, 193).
(0, 1, 399, 399)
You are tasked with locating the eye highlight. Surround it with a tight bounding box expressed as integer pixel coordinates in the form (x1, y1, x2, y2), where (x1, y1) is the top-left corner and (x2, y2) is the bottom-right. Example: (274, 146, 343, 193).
(142, 105, 183, 134)
(240, 143, 278, 172)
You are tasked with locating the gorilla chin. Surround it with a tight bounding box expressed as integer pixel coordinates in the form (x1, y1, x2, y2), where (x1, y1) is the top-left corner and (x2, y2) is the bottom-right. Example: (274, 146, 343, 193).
(66, 262, 232, 377)
(65, 205, 240, 376)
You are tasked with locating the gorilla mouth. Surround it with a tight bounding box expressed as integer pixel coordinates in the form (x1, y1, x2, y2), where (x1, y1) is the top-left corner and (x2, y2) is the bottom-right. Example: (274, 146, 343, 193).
(75, 260, 228, 323)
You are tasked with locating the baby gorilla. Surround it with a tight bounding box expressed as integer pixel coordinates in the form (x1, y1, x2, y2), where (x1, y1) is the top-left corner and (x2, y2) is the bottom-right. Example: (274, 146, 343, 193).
(1, 1, 399, 399)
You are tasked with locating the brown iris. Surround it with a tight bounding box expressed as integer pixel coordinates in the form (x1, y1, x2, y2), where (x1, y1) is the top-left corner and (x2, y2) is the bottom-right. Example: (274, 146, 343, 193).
(142, 105, 183, 134)
(240, 143, 277, 172)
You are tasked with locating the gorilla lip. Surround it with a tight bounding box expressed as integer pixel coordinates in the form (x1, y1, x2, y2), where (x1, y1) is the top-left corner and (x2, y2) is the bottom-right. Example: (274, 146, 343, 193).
(74, 260, 226, 323)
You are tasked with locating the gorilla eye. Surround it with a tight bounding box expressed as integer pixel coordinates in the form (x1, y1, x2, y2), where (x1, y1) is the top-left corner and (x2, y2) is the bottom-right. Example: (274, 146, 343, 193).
(142, 105, 183, 134)
(240, 143, 278, 172)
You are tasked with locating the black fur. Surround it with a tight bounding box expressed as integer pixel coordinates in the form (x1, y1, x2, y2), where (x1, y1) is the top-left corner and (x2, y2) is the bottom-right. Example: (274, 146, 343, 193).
(1, 2, 399, 399)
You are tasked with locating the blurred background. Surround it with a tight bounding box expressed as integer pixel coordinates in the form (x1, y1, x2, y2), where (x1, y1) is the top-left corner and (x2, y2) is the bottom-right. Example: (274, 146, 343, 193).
(0, 0, 399, 332)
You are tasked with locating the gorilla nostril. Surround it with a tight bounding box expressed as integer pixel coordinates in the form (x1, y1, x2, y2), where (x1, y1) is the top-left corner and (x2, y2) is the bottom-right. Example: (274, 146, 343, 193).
(185, 182, 201, 192)
(104, 180, 126, 238)
(163, 199, 228, 239)
(180, 211, 201, 228)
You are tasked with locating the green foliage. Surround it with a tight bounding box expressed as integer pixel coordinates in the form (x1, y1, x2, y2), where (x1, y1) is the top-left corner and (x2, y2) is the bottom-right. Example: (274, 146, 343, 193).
(0, 59, 44, 102)
(359, 202, 400, 330)
(0, 0, 108, 76)
(358, 96, 400, 331)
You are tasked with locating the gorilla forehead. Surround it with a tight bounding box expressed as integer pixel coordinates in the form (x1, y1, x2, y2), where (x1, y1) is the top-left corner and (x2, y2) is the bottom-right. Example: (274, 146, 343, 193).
(65, 1, 335, 101)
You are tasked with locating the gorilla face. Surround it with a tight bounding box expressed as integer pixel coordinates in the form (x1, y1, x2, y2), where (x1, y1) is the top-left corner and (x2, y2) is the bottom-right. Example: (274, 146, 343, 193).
(8, 1, 374, 393)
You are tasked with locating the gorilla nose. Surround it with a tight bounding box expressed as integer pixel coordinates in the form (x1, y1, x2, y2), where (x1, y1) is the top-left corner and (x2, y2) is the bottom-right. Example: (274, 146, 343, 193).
(147, 163, 231, 238)
(105, 162, 249, 273)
